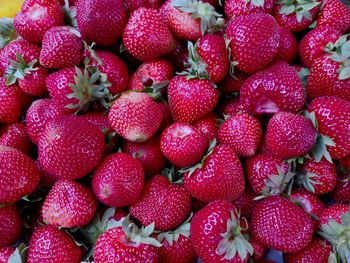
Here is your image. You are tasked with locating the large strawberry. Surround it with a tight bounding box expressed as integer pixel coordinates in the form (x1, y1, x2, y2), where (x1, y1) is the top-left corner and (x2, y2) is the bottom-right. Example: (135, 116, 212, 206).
(276, 26, 298, 63)
(191, 200, 253, 263)
(226, 13, 280, 74)
(0, 122, 33, 155)
(316, 0, 350, 33)
(224, 0, 274, 18)
(38, 115, 105, 180)
(0, 205, 21, 247)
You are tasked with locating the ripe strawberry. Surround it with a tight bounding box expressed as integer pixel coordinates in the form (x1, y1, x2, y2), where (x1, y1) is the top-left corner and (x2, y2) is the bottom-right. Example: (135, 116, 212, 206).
(76, 0, 127, 47)
(240, 61, 306, 115)
(192, 112, 218, 143)
(123, 8, 175, 61)
(0, 122, 33, 155)
(226, 13, 280, 74)
(0, 146, 40, 203)
(0, 205, 21, 247)
(276, 26, 298, 63)
(14, 0, 64, 44)
(27, 225, 82, 263)
(92, 153, 144, 207)
(218, 70, 249, 94)
(38, 115, 105, 180)
(108, 91, 162, 142)
(224, 0, 274, 18)
(184, 144, 245, 202)
(219, 97, 247, 116)
(331, 171, 350, 203)
(17, 66, 48, 96)
(160, 123, 208, 168)
(191, 200, 253, 262)
(320, 203, 350, 225)
(0, 246, 16, 263)
(126, 0, 164, 12)
(251, 196, 314, 253)
(168, 75, 219, 123)
(130, 175, 192, 231)
(265, 112, 317, 159)
(231, 187, 257, 218)
(316, 0, 350, 33)
(40, 26, 83, 69)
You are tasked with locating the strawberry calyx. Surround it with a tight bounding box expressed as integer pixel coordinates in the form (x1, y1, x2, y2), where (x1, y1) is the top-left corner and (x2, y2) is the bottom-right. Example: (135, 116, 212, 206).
(224, 35, 239, 78)
(5, 53, 38, 86)
(8, 243, 27, 263)
(296, 172, 322, 193)
(0, 18, 18, 49)
(162, 166, 184, 184)
(297, 67, 310, 86)
(142, 81, 170, 100)
(62, 0, 77, 28)
(276, 0, 320, 22)
(157, 214, 192, 245)
(245, 0, 265, 7)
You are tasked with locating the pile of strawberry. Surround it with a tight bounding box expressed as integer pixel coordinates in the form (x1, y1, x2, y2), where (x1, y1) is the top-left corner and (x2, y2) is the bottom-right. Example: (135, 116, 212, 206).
(1, 0, 350, 262)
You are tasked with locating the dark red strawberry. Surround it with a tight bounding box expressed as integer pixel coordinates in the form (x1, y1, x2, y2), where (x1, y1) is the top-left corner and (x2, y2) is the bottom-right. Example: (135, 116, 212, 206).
(0, 205, 21, 247)
(339, 155, 350, 170)
(165, 40, 189, 72)
(276, 26, 298, 63)
(125, 0, 164, 12)
(250, 238, 266, 260)
(0, 122, 33, 155)
(224, 0, 274, 18)
(232, 187, 257, 218)
(192, 112, 218, 143)
(158, 100, 174, 130)
(331, 170, 350, 203)
(316, 0, 350, 33)
(0, 246, 16, 263)
(218, 70, 249, 94)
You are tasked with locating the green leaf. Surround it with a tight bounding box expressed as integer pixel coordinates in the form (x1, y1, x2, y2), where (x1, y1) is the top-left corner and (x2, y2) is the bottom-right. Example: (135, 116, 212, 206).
(251, 0, 265, 7)
(341, 41, 350, 57)
(339, 67, 350, 80)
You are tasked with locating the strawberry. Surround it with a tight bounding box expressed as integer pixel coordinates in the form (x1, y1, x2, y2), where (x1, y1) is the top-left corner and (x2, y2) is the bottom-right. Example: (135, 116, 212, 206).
(276, 26, 298, 63)
(122, 8, 175, 61)
(0, 122, 33, 155)
(265, 112, 317, 159)
(224, 0, 274, 18)
(38, 115, 105, 180)
(184, 143, 245, 202)
(125, 0, 164, 12)
(218, 113, 262, 157)
(218, 70, 249, 94)
(42, 180, 98, 228)
(331, 171, 350, 203)
(76, 0, 127, 47)
(40, 26, 83, 69)
(168, 75, 219, 123)
(0, 246, 16, 263)
(17, 66, 48, 96)
(36, 159, 59, 188)
(320, 203, 350, 225)
(122, 135, 167, 175)
(251, 195, 314, 253)
(160, 123, 208, 168)
(299, 26, 342, 68)
(316, 0, 350, 33)
(191, 200, 253, 262)
(27, 225, 82, 263)
(0, 146, 40, 203)
(108, 91, 162, 142)
(339, 155, 350, 170)
(219, 97, 247, 116)
(0, 205, 21, 247)
(226, 13, 280, 74)
(231, 187, 257, 218)
(240, 61, 306, 115)
(92, 153, 144, 207)
(192, 112, 218, 143)
(273, 0, 320, 32)
(250, 238, 265, 260)
(14, 0, 64, 44)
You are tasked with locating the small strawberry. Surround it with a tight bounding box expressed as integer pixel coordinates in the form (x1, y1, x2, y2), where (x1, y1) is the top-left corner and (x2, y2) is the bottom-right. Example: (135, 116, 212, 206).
(0, 246, 16, 263)
(92, 153, 144, 207)
(0, 122, 33, 155)
(224, 0, 274, 18)
(0, 205, 21, 247)
(231, 187, 257, 218)
(192, 112, 218, 143)
(218, 70, 249, 94)
(126, 0, 164, 12)
(316, 0, 350, 33)
(331, 171, 350, 203)
(276, 26, 298, 63)
(219, 97, 247, 116)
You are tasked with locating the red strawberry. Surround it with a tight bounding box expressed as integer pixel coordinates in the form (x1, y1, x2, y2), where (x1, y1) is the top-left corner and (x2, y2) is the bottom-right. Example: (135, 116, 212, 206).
(168, 75, 219, 123)
(0, 205, 21, 247)
(184, 144, 245, 202)
(320, 203, 350, 225)
(250, 238, 265, 260)
(265, 112, 317, 159)
(40, 26, 83, 69)
(224, 0, 274, 18)
(160, 123, 208, 168)
(192, 112, 218, 143)
(17, 66, 48, 96)
(251, 195, 314, 253)
(0, 146, 40, 203)
(316, 0, 350, 33)
(126, 0, 164, 12)
(218, 70, 249, 94)
(231, 187, 257, 218)
(240, 61, 305, 115)
(14, 0, 64, 44)
(191, 200, 253, 263)
(76, 0, 127, 47)
(331, 171, 350, 203)
(27, 225, 82, 263)
(42, 180, 98, 228)
(219, 97, 247, 116)
(218, 113, 262, 157)
(108, 91, 162, 142)
(92, 153, 144, 207)
(276, 26, 298, 63)
(122, 8, 175, 61)
(38, 115, 105, 180)
(0, 122, 32, 155)
(36, 159, 59, 188)
(339, 155, 350, 170)
(226, 13, 280, 74)
(0, 246, 16, 263)
(122, 135, 167, 175)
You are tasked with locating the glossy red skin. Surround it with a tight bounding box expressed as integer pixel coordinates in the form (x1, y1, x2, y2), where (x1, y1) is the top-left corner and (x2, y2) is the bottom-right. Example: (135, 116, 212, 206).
(76, 0, 127, 47)
(308, 96, 350, 159)
(123, 8, 175, 61)
(0, 206, 21, 247)
(224, 0, 273, 18)
(94, 227, 159, 263)
(192, 112, 218, 143)
(276, 27, 298, 63)
(92, 153, 144, 207)
(130, 175, 192, 231)
(251, 196, 314, 253)
(306, 55, 350, 102)
(18, 66, 48, 96)
(160, 123, 208, 168)
(320, 203, 350, 226)
(218, 70, 249, 94)
(240, 61, 305, 115)
(108, 92, 162, 142)
(218, 97, 247, 117)
(232, 187, 257, 218)
(273, 4, 319, 32)
(0, 122, 33, 155)
(299, 26, 342, 68)
(317, 0, 350, 33)
(339, 155, 350, 170)
(38, 115, 105, 180)
(218, 113, 262, 157)
(125, 0, 164, 12)
(245, 153, 289, 194)
(159, 234, 196, 263)
(40, 26, 83, 69)
(42, 180, 98, 228)
(191, 200, 249, 263)
(168, 76, 219, 123)
(25, 99, 66, 144)
(184, 145, 245, 202)
(0, 146, 40, 203)
(331, 171, 350, 203)
(0, 246, 15, 263)
(28, 225, 82, 263)
(122, 135, 167, 175)
(14, 0, 64, 44)
(265, 112, 317, 159)
(226, 13, 280, 74)
(197, 34, 230, 83)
